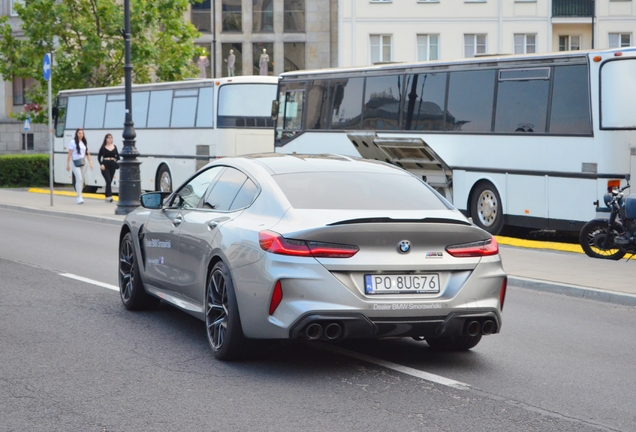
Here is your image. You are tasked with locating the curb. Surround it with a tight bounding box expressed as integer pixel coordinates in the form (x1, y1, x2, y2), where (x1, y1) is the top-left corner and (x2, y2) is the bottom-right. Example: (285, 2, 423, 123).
(0, 203, 124, 226)
(509, 276, 636, 307)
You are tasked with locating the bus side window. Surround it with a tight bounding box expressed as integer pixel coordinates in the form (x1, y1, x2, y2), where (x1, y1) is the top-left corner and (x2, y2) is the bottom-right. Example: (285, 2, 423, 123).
(446, 70, 495, 133)
(331, 77, 364, 130)
(549, 65, 592, 135)
(306, 80, 330, 130)
(66, 96, 87, 130)
(196, 87, 214, 128)
(147, 90, 173, 128)
(495, 68, 550, 133)
(403, 72, 447, 131)
(363, 75, 403, 131)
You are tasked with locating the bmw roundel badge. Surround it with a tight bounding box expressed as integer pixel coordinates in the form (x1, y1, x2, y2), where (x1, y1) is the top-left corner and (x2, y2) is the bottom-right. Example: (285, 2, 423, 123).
(398, 240, 411, 254)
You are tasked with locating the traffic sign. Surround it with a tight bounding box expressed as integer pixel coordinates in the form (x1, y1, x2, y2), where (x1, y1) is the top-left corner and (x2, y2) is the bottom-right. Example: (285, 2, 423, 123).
(43, 53, 51, 81)
(24, 117, 30, 131)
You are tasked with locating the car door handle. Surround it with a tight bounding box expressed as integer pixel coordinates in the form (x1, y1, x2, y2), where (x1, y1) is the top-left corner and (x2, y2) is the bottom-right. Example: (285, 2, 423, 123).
(172, 215, 183, 226)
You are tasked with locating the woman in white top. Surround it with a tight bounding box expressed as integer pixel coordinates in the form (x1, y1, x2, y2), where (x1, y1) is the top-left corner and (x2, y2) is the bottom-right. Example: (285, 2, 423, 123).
(66, 128, 94, 204)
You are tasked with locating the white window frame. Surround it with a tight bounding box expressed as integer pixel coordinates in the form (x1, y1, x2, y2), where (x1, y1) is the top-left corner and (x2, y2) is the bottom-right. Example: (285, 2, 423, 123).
(417, 0, 440, 3)
(464, 34, 487, 58)
(609, 33, 632, 48)
(558, 35, 581, 51)
(11, 0, 24, 16)
(370, 0, 392, 2)
(417, 34, 440, 61)
(370, 35, 392, 64)
(514, 34, 536, 54)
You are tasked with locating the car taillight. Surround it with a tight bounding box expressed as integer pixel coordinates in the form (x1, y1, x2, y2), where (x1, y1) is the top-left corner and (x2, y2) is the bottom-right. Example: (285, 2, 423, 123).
(259, 230, 359, 258)
(269, 280, 283, 315)
(446, 237, 499, 257)
(499, 277, 507, 311)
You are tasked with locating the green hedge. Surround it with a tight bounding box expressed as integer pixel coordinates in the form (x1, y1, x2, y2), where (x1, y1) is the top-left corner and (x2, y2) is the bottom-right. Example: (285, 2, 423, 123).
(0, 154, 50, 187)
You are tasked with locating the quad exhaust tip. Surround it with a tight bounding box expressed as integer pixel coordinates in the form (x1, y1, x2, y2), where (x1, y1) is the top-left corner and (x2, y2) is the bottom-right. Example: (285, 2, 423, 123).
(481, 320, 496, 335)
(305, 322, 343, 340)
(466, 320, 481, 337)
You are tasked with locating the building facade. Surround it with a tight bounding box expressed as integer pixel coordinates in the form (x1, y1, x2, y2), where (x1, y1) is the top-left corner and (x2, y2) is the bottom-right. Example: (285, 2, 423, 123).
(191, 0, 338, 78)
(339, 0, 636, 66)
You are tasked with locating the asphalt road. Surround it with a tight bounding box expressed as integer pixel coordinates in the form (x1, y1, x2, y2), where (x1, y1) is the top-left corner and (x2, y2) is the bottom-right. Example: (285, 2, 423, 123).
(1, 208, 634, 431)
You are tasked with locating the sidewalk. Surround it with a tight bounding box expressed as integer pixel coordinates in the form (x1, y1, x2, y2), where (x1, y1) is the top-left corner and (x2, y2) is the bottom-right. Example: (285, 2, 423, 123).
(2, 187, 635, 306)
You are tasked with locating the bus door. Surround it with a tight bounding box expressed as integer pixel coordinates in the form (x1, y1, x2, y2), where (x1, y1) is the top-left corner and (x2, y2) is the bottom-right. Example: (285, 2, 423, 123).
(348, 131, 453, 200)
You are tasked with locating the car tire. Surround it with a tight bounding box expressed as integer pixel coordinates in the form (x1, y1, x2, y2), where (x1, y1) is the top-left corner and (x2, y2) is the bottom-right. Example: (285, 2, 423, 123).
(206, 261, 249, 361)
(470, 181, 504, 235)
(156, 165, 172, 192)
(579, 219, 626, 260)
(425, 334, 482, 351)
(119, 232, 160, 311)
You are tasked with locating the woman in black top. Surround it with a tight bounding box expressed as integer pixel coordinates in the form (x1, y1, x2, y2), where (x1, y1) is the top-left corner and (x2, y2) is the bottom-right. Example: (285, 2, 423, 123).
(97, 133, 120, 202)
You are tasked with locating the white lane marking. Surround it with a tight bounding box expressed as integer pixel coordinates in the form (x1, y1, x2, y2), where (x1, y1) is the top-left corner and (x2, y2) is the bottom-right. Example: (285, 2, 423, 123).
(59, 270, 469, 391)
(324, 345, 471, 391)
(60, 273, 119, 292)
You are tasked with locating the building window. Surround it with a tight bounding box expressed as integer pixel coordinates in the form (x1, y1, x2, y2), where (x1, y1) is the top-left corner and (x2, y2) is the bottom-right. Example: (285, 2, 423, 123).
(514, 34, 536, 54)
(253, 0, 274, 33)
(192, 0, 211, 33)
(609, 33, 631, 48)
(284, 43, 305, 72)
(417, 35, 439, 61)
(464, 34, 487, 57)
(284, 0, 305, 33)
(13, 76, 35, 106)
(11, 0, 24, 16)
(370, 35, 392, 64)
(22, 133, 34, 151)
(253, 42, 273, 75)
(222, 43, 243, 77)
(222, 0, 242, 32)
(558, 35, 581, 51)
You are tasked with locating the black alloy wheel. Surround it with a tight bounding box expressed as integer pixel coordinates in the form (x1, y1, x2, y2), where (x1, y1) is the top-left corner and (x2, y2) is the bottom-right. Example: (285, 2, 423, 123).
(119, 232, 160, 310)
(205, 261, 248, 360)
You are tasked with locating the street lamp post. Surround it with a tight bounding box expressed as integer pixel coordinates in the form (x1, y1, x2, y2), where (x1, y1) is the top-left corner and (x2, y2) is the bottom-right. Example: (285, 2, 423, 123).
(115, 0, 141, 215)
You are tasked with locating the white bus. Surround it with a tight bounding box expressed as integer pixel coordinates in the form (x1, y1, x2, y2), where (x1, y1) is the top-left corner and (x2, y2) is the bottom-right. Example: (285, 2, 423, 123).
(53, 76, 278, 192)
(273, 48, 636, 235)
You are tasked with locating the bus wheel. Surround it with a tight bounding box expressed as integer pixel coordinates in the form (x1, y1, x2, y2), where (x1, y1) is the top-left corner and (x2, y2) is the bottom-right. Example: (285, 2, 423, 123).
(156, 165, 172, 192)
(470, 182, 504, 235)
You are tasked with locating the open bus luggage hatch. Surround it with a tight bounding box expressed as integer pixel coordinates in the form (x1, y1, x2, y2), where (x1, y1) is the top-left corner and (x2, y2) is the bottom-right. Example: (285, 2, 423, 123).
(347, 131, 453, 200)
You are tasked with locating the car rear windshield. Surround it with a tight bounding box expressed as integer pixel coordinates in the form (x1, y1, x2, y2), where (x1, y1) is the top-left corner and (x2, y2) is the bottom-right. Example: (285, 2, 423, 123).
(272, 172, 450, 210)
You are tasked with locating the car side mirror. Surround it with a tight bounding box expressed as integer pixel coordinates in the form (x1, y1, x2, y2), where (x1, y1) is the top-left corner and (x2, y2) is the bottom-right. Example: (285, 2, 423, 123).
(140, 192, 170, 209)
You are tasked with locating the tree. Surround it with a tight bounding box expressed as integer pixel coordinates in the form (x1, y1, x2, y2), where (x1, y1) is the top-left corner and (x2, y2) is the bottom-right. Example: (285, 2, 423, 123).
(0, 0, 203, 123)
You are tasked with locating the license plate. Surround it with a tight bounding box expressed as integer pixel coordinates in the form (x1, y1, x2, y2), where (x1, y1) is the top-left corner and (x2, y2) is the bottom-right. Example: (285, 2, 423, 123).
(364, 274, 440, 295)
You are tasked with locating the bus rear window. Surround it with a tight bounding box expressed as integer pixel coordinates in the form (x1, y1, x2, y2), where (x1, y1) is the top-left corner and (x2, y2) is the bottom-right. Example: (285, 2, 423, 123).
(218, 83, 277, 128)
(601, 59, 636, 129)
(272, 172, 449, 210)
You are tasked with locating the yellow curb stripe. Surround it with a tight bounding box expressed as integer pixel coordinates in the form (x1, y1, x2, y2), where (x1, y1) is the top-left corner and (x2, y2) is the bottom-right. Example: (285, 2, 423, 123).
(28, 188, 119, 202)
(496, 235, 584, 254)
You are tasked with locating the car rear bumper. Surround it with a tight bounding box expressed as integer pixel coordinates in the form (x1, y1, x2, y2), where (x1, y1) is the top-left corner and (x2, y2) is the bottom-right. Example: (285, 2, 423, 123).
(288, 308, 501, 341)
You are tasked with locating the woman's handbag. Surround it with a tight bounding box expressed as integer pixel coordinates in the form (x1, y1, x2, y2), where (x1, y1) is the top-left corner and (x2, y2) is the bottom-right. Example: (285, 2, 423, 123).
(73, 158, 85, 167)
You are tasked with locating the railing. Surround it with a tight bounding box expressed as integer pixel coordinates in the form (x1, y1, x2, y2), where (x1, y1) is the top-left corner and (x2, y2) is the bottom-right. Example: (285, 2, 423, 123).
(552, 0, 594, 17)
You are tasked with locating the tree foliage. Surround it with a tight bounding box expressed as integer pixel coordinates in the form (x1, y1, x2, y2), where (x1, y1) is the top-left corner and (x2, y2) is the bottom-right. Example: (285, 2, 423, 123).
(0, 0, 203, 123)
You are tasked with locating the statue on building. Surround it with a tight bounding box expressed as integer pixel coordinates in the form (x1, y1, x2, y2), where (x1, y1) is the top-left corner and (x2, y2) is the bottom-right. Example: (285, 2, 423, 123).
(197, 55, 210, 79)
(226, 49, 236, 77)
(259, 48, 270, 76)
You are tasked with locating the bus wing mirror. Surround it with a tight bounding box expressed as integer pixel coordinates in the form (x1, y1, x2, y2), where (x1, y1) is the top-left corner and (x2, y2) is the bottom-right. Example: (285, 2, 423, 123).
(271, 100, 279, 121)
(52, 107, 58, 118)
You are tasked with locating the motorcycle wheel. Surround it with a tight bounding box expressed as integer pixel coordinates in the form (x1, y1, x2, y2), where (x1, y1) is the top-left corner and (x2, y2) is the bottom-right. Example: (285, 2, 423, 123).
(579, 220, 626, 260)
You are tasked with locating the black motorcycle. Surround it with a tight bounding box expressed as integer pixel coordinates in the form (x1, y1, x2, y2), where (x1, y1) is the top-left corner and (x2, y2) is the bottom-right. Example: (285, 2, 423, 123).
(579, 176, 636, 260)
